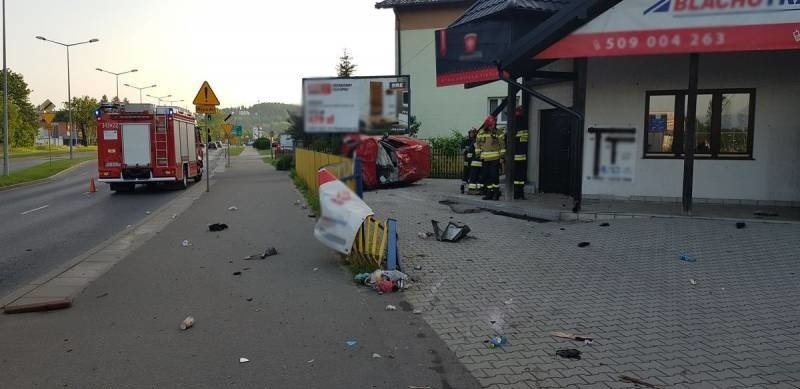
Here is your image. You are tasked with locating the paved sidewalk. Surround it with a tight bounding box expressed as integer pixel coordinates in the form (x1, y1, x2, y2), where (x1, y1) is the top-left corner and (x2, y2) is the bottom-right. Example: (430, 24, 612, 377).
(366, 181, 800, 388)
(0, 149, 479, 388)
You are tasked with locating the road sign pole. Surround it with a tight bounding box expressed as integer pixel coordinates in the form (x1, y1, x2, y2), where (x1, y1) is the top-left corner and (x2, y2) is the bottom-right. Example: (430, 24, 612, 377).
(205, 116, 210, 193)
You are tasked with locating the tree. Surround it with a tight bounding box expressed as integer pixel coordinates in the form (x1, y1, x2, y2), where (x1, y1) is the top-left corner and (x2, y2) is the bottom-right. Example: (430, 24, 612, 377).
(408, 116, 422, 138)
(100, 95, 109, 104)
(336, 49, 356, 77)
(70, 96, 99, 145)
(0, 69, 38, 147)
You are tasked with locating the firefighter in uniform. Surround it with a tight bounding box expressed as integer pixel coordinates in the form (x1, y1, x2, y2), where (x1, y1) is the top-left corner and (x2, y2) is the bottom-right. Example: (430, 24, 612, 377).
(461, 128, 477, 194)
(479, 115, 505, 201)
(473, 126, 488, 195)
(513, 106, 529, 199)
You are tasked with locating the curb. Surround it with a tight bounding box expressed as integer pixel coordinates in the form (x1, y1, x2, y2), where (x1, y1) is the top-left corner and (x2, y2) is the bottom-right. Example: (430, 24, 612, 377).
(0, 159, 96, 192)
(440, 194, 800, 225)
(0, 154, 227, 312)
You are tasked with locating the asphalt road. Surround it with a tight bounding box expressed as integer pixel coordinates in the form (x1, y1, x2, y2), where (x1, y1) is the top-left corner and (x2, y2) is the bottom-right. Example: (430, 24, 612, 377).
(0, 150, 223, 299)
(6, 151, 97, 173)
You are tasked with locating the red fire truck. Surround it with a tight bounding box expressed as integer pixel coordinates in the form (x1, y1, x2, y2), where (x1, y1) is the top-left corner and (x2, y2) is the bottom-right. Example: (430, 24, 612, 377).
(95, 103, 203, 191)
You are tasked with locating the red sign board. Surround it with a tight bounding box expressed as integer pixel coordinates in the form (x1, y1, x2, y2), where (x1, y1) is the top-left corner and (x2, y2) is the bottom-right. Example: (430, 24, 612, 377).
(537, 0, 800, 59)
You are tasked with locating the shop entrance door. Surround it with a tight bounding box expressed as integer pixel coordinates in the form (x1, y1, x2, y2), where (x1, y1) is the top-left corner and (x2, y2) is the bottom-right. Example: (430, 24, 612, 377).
(538, 108, 573, 195)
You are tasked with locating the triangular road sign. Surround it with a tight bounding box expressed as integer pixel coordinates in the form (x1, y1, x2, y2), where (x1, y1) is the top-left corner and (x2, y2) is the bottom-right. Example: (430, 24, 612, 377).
(42, 112, 56, 125)
(193, 81, 220, 106)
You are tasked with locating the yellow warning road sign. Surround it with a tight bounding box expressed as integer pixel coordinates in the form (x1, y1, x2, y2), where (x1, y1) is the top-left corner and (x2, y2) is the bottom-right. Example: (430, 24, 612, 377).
(222, 123, 233, 134)
(42, 112, 56, 125)
(195, 104, 217, 114)
(193, 81, 220, 106)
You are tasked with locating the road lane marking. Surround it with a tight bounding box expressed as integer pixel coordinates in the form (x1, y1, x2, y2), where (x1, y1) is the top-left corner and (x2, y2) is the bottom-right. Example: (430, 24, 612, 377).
(20, 204, 50, 215)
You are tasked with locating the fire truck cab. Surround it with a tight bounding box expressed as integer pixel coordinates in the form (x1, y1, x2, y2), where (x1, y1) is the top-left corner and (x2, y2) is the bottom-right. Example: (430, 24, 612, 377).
(96, 103, 204, 192)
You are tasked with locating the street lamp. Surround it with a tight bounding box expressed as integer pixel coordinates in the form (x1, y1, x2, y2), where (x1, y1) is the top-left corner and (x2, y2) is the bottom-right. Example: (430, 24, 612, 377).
(165, 99, 184, 106)
(95, 67, 137, 101)
(36, 35, 99, 160)
(3, 0, 8, 175)
(123, 83, 157, 103)
(146, 94, 172, 105)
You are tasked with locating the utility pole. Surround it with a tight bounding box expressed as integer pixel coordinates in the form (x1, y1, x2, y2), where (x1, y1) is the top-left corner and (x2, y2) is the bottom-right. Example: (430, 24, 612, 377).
(2, 0, 8, 176)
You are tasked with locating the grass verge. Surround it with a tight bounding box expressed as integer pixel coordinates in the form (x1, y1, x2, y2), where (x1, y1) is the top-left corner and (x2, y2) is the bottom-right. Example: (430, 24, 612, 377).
(289, 168, 320, 216)
(0, 157, 93, 188)
(1, 146, 97, 159)
(228, 146, 244, 156)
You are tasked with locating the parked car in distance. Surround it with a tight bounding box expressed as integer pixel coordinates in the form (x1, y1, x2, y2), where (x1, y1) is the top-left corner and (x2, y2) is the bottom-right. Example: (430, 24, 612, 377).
(207, 142, 217, 150)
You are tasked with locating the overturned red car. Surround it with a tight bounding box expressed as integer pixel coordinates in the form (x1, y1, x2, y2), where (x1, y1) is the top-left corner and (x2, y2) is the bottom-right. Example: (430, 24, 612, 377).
(341, 134, 430, 189)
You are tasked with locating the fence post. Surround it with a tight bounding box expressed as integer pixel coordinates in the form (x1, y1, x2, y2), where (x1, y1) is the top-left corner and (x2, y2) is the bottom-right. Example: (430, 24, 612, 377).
(386, 218, 400, 271)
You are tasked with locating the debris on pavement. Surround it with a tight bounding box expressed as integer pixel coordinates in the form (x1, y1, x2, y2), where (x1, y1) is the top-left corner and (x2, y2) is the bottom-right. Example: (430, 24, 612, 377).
(313, 267, 319, 271)
(242, 255, 252, 260)
(232, 271, 242, 276)
(504, 298, 514, 305)
(345, 340, 358, 348)
(301, 204, 308, 210)
(556, 349, 582, 360)
(550, 331, 593, 342)
(294, 199, 301, 206)
(413, 265, 422, 270)
(227, 206, 239, 211)
(679, 253, 696, 262)
(181, 239, 191, 247)
(431, 220, 471, 242)
(485, 335, 508, 349)
(96, 292, 109, 299)
(246, 298, 253, 302)
(208, 223, 228, 232)
(180, 316, 195, 330)
(599, 222, 610, 227)
(306, 359, 314, 363)
(145, 210, 151, 215)
(260, 247, 278, 259)
(385, 305, 397, 311)
(354, 273, 371, 283)
(417, 232, 432, 239)
(170, 214, 177, 219)
(412, 309, 423, 314)
(736, 222, 746, 229)
(753, 211, 779, 217)
(690, 279, 698, 285)
(619, 375, 664, 389)
(355, 270, 411, 294)
(577, 242, 590, 248)
(372, 353, 382, 358)
(239, 357, 250, 363)
(377, 279, 394, 294)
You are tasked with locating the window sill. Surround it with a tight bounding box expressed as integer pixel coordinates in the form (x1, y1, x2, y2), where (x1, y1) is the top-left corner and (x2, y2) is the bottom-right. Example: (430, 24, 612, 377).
(643, 155, 754, 161)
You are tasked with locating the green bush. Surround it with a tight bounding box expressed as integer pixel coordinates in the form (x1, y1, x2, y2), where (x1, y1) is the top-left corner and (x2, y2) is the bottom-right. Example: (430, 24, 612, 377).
(275, 155, 293, 171)
(428, 130, 466, 154)
(253, 137, 271, 150)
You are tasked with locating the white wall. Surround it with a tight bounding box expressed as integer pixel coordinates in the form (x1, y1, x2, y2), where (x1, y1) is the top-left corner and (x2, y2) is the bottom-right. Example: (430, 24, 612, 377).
(400, 29, 508, 138)
(581, 51, 800, 202)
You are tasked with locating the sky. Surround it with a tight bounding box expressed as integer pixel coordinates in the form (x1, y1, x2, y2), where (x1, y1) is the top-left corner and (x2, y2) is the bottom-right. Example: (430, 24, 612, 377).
(5, 0, 396, 109)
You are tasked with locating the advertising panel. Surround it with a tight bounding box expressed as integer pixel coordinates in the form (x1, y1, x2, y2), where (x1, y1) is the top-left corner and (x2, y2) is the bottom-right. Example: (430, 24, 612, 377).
(538, 0, 800, 58)
(303, 76, 410, 133)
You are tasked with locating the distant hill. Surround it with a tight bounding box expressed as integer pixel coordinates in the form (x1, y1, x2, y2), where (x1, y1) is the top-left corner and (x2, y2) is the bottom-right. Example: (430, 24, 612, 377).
(220, 102, 299, 134)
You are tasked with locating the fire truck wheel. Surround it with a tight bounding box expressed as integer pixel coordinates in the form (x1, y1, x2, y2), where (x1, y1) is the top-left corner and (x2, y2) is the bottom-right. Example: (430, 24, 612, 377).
(179, 166, 189, 189)
(193, 170, 202, 183)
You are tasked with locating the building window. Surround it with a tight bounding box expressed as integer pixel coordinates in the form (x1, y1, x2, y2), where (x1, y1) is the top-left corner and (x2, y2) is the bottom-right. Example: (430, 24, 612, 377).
(488, 96, 520, 125)
(644, 89, 754, 159)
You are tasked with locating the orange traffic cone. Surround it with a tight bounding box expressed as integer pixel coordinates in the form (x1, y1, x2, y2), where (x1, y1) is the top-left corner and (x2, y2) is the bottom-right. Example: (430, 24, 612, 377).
(88, 177, 97, 193)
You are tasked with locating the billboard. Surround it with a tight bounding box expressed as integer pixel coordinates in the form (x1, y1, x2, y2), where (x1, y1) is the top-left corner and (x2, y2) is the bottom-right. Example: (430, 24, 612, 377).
(537, 0, 800, 59)
(302, 76, 411, 134)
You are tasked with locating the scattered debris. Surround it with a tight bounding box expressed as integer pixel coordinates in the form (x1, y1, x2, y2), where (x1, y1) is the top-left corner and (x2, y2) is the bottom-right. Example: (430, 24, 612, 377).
(242, 255, 252, 260)
(431, 220, 471, 242)
(260, 247, 278, 259)
(180, 316, 195, 330)
(208, 223, 228, 232)
(599, 222, 610, 227)
(301, 204, 308, 210)
(145, 210, 151, 215)
(239, 357, 250, 363)
(307, 214, 316, 218)
(753, 211, 778, 217)
(550, 331, 593, 342)
(372, 353, 382, 358)
(556, 349, 581, 360)
(619, 375, 664, 389)
(306, 359, 315, 364)
(560, 228, 565, 231)
(354, 273, 371, 283)
(412, 309, 423, 315)
(96, 293, 109, 299)
(243, 267, 251, 271)
(577, 242, 590, 248)
(690, 279, 697, 285)
(486, 335, 508, 349)
(417, 232, 432, 239)
(385, 305, 397, 311)
(181, 240, 191, 247)
(504, 298, 514, 305)
(232, 271, 242, 276)
(413, 265, 423, 271)
(345, 340, 358, 348)
(227, 206, 239, 211)
(736, 222, 746, 229)
(377, 279, 394, 294)
(170, 214, 177, 219)
(679, 253, 696, 262)
(294, 199, 301, 205)
(246, 298, 253, 302)
(313, 267, 319, 272)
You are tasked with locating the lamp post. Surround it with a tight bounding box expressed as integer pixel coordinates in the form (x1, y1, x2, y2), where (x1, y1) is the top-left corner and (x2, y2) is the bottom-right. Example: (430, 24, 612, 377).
(36, 35, 99, 160)
(3, 0, 8, 176)
(165, 99, 184, 107)
(96, 67, 137, 101)
(123, 83, 157, 103)
(146, 93, 172, 106)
